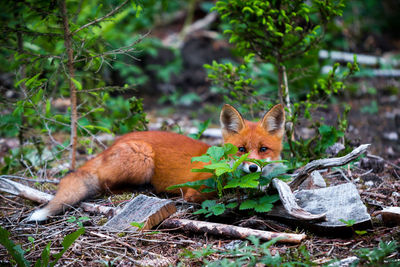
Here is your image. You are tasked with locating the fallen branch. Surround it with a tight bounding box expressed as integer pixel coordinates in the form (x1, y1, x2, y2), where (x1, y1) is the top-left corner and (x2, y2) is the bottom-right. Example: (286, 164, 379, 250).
(0, 177, 115, 217)
(289, 144, 370, 190)
(161, 218, 306, 244)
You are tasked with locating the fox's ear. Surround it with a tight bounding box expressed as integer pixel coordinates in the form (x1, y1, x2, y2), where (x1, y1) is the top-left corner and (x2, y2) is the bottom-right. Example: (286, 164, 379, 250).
(261, 104, 285, 137)
(220, 104, 246, 137)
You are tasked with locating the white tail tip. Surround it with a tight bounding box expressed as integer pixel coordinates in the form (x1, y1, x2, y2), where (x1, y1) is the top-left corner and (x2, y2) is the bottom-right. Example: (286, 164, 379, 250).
(27, 208, 50, 222)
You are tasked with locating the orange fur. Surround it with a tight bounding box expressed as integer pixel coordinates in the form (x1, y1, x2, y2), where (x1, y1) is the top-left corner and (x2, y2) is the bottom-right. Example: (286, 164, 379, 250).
(28, 104, 285, 221)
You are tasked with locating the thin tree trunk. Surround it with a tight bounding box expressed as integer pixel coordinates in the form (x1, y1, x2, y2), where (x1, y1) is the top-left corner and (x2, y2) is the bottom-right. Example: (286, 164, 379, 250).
(16, 27, 26, 163)
(60, 0, 78, 170)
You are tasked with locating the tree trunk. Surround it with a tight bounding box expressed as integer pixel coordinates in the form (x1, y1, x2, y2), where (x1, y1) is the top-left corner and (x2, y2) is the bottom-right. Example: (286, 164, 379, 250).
(60, 0, 78, 170)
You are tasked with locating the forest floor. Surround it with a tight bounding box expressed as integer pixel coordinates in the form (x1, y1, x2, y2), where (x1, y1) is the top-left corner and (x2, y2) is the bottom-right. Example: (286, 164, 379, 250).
(0, 86, 399, 265)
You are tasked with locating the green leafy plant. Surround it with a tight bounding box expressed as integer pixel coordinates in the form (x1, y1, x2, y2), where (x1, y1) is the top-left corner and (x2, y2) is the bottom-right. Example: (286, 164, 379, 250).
(67, 216, 90, 227)
(168, 144, 287, 216)
(0, 0, 148, 173)
(0, 225, 84, 266)
(193, 200, 227, 217)
(178, 236, 316, 266)
(339, 218, 367, 236)
(352, 241, 398, 266)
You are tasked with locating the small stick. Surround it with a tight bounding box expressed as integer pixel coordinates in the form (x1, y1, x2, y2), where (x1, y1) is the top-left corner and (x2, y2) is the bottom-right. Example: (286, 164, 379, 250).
(289, 144, 370, 190)
(161, 218, 306, 244)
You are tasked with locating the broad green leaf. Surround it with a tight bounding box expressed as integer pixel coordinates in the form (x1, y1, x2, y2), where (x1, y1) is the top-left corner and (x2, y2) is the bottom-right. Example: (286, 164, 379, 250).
(226, 202, 238, 209)
(50, 228, 85, 266)
(0, 226, 30, 267)
(206, 146, 225, 161)
(25, 73, 40, 88)
(130, 222, 145, 230)
(215, 167, 232, 176)
(45, 100, 51, 116)
(259, 195, 280, 205)
(71, 77, 82, 91)
(209, 204, 226, 217)
(32, 88, 43, 105)
(203, 162, 230, 170)
(84, 125, 111, 134)
(34, 242, 51, 267)
(223, 143, 238, 155)
(232, 153, 249, 171)
(191, 155, 211, 163)
(14, 78, 28, 87)
(254, 203, 273, 213)
(240, 199, 257, 210)
(224, 172, 260, 189)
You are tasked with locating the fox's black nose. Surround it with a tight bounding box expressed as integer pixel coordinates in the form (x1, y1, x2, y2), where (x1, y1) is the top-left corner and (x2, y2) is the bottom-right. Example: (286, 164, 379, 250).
(249, 164, 259, 173)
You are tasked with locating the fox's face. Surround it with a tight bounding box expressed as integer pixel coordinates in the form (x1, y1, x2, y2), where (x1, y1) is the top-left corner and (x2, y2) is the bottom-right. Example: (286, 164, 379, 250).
(220, 104, 285, 174)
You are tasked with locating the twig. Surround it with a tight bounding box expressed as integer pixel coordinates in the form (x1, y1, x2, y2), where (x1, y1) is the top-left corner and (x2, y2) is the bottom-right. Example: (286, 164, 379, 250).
(72, 0, 130, 35)
(289, 144, 370, 190)
(336, 168, 352, 183)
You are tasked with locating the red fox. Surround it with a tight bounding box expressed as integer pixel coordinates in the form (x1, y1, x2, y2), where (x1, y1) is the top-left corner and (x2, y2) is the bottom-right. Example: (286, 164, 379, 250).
(27, 104, 285, 221)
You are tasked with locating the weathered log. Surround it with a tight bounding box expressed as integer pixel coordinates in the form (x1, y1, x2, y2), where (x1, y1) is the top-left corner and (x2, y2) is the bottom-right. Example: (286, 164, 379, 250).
(289, 144, 370, 190)
(272, 178, 326, 221)
(103, 194, 176, 231)
(161, 218, 306, 244)
(0, 177, 115, 217)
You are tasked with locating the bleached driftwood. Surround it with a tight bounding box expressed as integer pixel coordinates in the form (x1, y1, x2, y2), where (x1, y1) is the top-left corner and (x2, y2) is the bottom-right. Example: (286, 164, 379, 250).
(0, 177, 115, 217)
(272, 178, 326, 221)
(103, 194, 176, 231)
(289, 144, 370, 190)
(162, 218, 306, 244)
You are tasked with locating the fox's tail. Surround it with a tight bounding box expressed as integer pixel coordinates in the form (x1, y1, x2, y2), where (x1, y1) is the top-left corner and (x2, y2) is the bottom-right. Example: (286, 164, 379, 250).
(27, 170, 100, 222)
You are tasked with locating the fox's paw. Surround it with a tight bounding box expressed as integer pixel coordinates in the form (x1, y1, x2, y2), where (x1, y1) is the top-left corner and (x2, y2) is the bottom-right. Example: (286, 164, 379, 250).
(26, 208, 50, 222)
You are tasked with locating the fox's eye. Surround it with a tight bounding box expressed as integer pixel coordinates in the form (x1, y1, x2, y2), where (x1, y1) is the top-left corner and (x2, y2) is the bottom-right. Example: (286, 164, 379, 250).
(238, 147, 246, 153)
(259, 147, 268, 152)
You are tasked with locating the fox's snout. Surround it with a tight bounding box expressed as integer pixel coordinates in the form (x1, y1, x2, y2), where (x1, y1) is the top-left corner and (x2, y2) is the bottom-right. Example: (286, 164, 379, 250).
(241, 162, 261, 173)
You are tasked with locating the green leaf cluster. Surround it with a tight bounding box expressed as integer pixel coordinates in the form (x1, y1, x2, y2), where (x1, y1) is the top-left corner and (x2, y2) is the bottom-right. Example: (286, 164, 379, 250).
(168, 144, 288, 217)
(180, 236, 315, 266)
(213, 0, 345, 63)
(354, 241, 398, 266)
